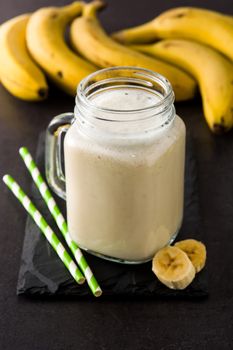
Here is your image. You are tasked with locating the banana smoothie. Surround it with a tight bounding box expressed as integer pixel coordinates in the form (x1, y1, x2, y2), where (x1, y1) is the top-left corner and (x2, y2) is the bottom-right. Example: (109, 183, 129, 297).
(64, 84, 186, 262)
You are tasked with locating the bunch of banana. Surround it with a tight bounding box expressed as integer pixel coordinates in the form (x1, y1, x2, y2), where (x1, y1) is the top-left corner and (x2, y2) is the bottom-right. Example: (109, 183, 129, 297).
(70, 1, 197, 102)
(26, 2, 97, 96)
(152, 239, 206, 289)
(0, 2, 232, 135)
(112, 7, 233, 61)
(112, 7, 233, 133)
(0, 2, 97, 100)
(0, 14, 48, 101)
(129, 40, 233, 133)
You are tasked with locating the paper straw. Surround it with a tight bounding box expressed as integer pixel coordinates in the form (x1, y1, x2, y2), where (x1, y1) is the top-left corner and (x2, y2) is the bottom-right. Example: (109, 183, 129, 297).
(19, 147, 102, 297)
(3, 174, 85, 285)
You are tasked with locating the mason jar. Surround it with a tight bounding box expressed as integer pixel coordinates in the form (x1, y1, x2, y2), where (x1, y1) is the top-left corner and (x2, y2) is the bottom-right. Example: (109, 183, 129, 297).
(46, 66, 186, 264)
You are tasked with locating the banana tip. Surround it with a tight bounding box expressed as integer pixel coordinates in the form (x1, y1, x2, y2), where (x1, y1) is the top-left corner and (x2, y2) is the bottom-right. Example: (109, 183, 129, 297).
(212, 123, 229, 134)
(111, 31, 125, 43)
(38, 87, 48, 100)
(93, 0, 107, 9)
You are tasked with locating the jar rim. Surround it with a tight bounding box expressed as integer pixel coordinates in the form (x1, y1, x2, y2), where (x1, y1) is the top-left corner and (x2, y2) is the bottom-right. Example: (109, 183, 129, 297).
(76, 66, 174, 117)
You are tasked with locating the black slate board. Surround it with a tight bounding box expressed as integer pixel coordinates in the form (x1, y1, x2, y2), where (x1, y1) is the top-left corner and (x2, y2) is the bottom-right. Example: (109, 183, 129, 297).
(17, 133, 208, 298)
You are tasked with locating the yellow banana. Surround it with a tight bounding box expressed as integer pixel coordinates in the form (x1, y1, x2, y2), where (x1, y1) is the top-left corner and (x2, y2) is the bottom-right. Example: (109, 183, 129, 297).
(70, 1, 197, 102)
(131, 40, 233, 133)
(112, 7, 233, 61)
(152, 246, 196, 290)
(26, 2, 97, 96)
(0, 14, 48, 101)
(175, 239, 206, 273)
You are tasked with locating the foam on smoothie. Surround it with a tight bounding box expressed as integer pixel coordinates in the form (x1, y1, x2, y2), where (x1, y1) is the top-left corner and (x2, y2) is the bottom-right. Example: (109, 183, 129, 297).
(90, 87, 161, 111)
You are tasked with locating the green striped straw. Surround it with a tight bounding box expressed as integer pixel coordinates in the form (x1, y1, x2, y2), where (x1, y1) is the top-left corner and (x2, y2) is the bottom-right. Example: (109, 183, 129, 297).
(19, 147, 102, 297)
(3, 174, 85, 285)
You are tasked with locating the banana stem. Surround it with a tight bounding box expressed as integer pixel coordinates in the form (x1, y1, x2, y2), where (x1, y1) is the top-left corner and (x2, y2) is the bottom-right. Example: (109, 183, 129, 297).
(61, 1, 84, 19)
(83, 0, 106, 18)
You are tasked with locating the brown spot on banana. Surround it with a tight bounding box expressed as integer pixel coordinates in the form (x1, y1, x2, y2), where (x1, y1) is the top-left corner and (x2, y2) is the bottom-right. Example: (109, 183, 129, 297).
(51, 13, 58, 19)
(161, 42, 180, 49)
(57, 71, 63, 78)
(172, 12, 186, 19)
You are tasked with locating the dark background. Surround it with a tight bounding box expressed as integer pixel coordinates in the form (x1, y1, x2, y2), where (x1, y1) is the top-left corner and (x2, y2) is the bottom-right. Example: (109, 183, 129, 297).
(0, 1, 233, 349)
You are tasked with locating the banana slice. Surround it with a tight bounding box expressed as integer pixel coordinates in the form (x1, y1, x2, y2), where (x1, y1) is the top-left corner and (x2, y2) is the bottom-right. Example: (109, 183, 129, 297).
(152, 246, 195, 289)
(175, 239, 206, 273)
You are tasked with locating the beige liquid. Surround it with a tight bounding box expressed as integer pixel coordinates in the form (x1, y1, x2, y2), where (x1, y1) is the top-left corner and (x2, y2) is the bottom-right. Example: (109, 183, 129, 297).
(64, 88, 185, 261)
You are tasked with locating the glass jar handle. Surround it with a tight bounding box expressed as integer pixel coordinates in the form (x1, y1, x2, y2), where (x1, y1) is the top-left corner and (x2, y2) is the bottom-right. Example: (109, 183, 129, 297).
(45, 112, 75, 200)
